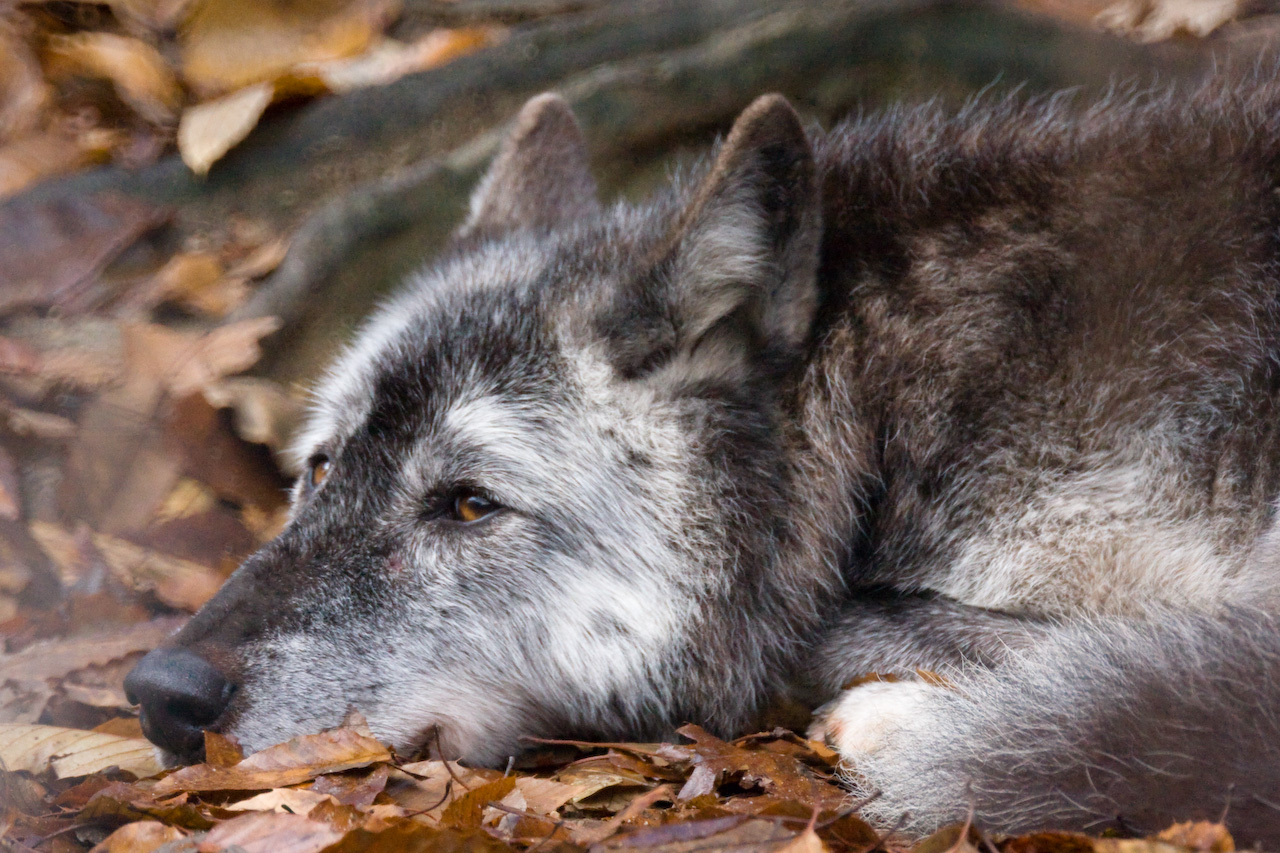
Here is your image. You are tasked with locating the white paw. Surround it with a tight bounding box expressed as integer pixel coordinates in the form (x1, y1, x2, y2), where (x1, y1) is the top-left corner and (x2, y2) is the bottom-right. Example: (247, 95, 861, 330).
(807, 680, 939, 763)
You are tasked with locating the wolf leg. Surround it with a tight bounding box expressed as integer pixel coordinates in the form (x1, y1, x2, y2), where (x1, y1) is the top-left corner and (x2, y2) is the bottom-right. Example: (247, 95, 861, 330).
(812, 608, 1280, 846)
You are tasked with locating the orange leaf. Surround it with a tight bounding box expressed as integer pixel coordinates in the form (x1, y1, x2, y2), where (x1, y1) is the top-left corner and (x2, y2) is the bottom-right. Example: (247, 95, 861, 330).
(154, 727, 391, 795)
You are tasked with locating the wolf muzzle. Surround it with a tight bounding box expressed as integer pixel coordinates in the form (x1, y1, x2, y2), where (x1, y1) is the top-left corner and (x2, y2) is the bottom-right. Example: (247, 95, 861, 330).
(124, 647, 235, 759)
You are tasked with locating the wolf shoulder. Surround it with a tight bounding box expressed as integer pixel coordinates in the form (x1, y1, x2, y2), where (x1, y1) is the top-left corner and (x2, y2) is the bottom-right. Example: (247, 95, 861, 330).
(801, 82, 1280, 615)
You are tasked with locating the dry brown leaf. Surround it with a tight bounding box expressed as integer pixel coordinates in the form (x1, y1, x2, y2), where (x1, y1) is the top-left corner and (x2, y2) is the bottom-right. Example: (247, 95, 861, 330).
(81, 779, 214, 829)
(177, 82, 273, 176)
(226, 236, 289, 279)
(1156, 821, 1235, 852)
(509, 776, 580, 815)
(154, 726, 391, 794)
(58, 318, 276, 534)
(1096, 0, 1241, 41)
(384, 762, 499, 821)
(93, 718, 145, 739)
(1093, 841, 1189, 853)
(776, 826, 830, 853)
(129, 251, 223, 311)
(195, 811, 345, 853)
(202, 377, 304, 452)
(0, 126, 119, 201)
(0, 404, 77, 440)
(204, 730, 245, 767)
(0, 723, 163, 779)
(44, 33, 183, 125)
(298, 27, 494, 92)
(225, 787, 337, 814)
(0, 445, 19, 521)
(310, 763, 389, 808)
(2, 317, 129, 391)
(0, 21, 51, 141)
(90, 819, 184, 853)
(0, 617, 183, 687)
(179, 0, 400, 96)
(669, 726, 844, 809)
(154, 478, 217, 523)
(440, 776, 516, 829)
(30, 522, 224, 611)
(130, 317, 281, 398)
(0, 193, 168, 314)
(110, 0, 199, 32)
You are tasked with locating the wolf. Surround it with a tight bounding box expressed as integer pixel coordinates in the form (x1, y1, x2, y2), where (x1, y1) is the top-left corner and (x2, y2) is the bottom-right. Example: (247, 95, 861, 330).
(126, 79, 1280, 845)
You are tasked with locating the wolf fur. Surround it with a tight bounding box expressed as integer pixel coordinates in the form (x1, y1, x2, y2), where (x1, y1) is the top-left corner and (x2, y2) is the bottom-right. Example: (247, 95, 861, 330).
(132, 81, 1280, 844)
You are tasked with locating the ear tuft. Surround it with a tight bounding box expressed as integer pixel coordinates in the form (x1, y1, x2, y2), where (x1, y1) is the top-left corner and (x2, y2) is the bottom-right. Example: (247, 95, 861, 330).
(653, 92, 820, 384)
(462, 93, 600, 236)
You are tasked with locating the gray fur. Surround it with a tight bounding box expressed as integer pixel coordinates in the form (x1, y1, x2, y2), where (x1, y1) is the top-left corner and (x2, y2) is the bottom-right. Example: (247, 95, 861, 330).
(137, 79, 1280, 846)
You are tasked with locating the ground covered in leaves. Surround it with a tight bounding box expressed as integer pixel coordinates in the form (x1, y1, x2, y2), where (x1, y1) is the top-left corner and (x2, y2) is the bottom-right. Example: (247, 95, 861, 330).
(0, 717, 1243, 853)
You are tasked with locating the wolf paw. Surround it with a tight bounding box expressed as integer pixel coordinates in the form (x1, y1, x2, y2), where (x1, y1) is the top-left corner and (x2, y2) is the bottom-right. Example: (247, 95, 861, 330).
(808, 680, 939, 764)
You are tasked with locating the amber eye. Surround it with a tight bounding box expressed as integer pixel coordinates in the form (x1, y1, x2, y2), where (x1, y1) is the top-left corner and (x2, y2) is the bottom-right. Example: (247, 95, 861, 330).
(308, 455, 331, 489)
(451, 491, 498, 524)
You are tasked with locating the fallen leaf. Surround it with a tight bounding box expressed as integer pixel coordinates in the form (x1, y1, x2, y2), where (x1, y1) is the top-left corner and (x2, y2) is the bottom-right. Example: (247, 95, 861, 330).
(1155, 822, 1234, 852)
(298, 28, 494, 92)
(82, 780, 214, 829)
(0, 445, 19, 521)
(0, 617, 183, 687)
(129, 317, 280, 399)
(204, 730, 245, 767)
(154, 726, 391, 794)
(226, 236, 289, 280)
(225, 787, 337, 814)
(510, 776, 580, 815)
(597, 815, 788, 853)
(202, 377, 304, 452)
(1096, 0, 1242, 41)
(166, 391, 292, 513)
(776, 825, 830, 853)
(44, 33, 183, 125)
(93, 718, 145, 739)
(912, 823, 984, 853)
(0, 723, 163, 779)
(30, 523, 224, 611)
(671, 726, 845, 809)
(0, 127, 118, 201)
(440, 776, 516, 829)
(90, 820, 184, 853)
(195, 811, 345, 853)
(0, 193, 167, 314)
(179, 0, 399, 96)
(177, 82, 273, 175)
(311, 763, 389, 808)
(554, 755, 653, 802)
(154, 478, 217, 524)
(1093, 842, 1187, 853)
(0, 21, 50, 141)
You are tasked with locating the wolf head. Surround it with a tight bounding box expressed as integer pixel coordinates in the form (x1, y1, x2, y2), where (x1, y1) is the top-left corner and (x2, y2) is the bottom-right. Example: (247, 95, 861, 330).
(125, 93, 830, 765)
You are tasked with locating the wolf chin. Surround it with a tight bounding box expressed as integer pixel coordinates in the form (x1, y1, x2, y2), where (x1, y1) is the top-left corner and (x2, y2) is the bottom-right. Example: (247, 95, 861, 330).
(126, 80, 1280, 844)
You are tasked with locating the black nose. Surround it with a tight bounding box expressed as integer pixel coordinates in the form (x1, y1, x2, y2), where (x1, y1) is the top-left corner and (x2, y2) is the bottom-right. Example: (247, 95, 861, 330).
(124, 648, 234, 760)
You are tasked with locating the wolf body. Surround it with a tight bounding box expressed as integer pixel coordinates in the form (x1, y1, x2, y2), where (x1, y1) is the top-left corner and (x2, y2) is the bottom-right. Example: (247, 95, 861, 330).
(126, 81, 1280, 844)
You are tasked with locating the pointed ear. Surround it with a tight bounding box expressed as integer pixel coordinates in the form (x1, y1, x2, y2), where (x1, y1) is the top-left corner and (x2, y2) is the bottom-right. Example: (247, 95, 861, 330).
(461, 93, 600, 236)
(648, 93, 820, 385)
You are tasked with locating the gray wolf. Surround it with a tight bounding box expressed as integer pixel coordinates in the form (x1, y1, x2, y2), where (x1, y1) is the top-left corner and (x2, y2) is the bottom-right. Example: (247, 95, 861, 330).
(126, 81, 1280, 845)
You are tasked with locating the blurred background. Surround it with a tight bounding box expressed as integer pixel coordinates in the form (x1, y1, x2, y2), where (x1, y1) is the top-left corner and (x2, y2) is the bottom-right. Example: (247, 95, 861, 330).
(0, 0, 1276, 745)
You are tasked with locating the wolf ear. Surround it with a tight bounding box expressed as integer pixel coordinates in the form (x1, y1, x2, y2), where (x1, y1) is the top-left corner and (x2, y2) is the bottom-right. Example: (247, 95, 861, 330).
(461, 93, 600, 236)
(654, 94, 820, 383)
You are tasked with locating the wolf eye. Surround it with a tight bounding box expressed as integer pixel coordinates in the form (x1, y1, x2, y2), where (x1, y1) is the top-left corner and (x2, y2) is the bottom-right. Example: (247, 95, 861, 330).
(450, 490, 499, 524)
(307, 455, 331, 490)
